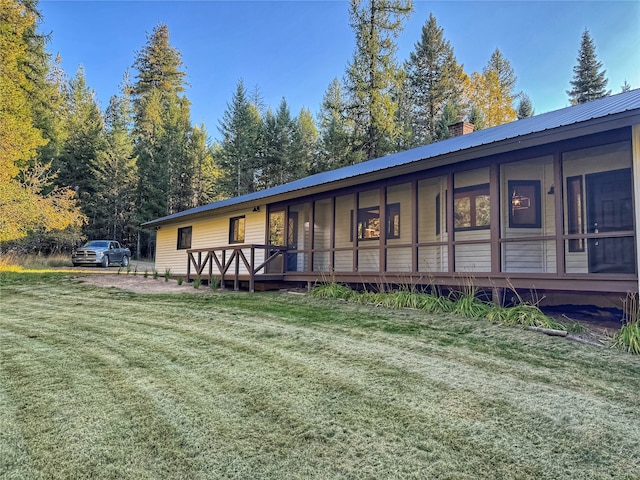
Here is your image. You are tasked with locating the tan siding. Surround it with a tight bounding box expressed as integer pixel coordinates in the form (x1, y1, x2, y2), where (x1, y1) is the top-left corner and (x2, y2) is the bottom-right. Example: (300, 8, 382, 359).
(154, 206, 266, 276)
(454, 230, 490, 272)
(500, 156, 556, 273)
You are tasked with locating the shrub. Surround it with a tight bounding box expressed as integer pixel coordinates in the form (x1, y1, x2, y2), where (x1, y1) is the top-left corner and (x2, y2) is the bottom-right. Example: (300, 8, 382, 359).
(210, 276, 220, 290)
(164, 268, 171, 282)
(193, 276, 201, 289)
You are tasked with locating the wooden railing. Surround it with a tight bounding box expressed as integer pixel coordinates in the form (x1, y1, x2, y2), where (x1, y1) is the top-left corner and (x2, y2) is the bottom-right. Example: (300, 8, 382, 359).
(186, 244, 287, 292)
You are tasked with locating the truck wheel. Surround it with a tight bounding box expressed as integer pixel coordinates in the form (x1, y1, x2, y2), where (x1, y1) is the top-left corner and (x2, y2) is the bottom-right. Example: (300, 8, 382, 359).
(121, 255, 129, 267)
(101, 255, 110, 268)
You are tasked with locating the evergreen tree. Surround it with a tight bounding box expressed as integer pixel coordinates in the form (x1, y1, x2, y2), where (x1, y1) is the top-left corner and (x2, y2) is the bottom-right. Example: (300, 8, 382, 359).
(260, 99, 296, 189)
(620, 80, 631, 93)
(434, 100, 460, 140)
(567, 29, 610, 104)
(317, 78, 355, 171)
(344, 0, 413, 161)
(516, 93, 534, 119)
(189, 123, 218, 206)
(54, 66, 104, 194)
(405, 13, 462, 145)
(291, 108, 318, 179)
(217, 80, 263, 197)
(131, 23, 191, 256)
(90, 73, 137, 244)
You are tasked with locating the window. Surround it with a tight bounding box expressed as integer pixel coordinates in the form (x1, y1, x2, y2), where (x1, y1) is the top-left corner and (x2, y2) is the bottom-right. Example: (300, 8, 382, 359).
(177, 226, 192, 250)
(454, 184, 490, 230)
(508, 180, 541, 228)
(567, 176, 584, 252)
(229, 216, 245, 244)
(351, 203, 401, 241)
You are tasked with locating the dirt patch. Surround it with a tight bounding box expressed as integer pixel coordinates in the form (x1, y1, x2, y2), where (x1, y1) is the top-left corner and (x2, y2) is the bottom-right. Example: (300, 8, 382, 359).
(77, 273, 213, 295)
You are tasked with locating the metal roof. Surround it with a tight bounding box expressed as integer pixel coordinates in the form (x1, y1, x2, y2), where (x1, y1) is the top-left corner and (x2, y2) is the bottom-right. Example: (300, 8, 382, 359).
(143, 89, 640, 227)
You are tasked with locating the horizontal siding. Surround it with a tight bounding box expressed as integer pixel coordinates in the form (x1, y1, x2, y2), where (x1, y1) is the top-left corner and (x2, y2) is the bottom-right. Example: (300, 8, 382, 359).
(418, 245, 448, 273)
(386, 247, 412, 272)
(155, 206, 266, 276)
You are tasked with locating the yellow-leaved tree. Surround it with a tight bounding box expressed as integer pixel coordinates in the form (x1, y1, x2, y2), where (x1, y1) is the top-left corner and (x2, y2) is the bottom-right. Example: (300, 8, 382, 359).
(0, 0, 85, 243)
(463, 48, 518, 129)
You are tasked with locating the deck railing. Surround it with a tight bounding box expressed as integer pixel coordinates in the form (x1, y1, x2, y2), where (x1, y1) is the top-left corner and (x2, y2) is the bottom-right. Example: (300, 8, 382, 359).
(186, 244, 287, 292)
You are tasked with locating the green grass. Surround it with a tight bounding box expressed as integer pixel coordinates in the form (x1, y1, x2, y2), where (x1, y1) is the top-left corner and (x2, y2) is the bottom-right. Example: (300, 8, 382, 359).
(1, 272, 639, 479)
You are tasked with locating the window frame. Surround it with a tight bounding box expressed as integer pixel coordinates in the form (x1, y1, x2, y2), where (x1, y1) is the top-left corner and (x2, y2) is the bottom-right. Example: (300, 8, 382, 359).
(508, 180, 542, 229)
(177, 226, 192, 250)
(350, 203, 401, 241)
(229, 216, 246, 244)
(454, 184, 490, 231)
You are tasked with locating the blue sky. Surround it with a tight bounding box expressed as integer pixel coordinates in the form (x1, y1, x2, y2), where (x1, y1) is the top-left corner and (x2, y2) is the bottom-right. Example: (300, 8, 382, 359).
(39, 1, 639, 141)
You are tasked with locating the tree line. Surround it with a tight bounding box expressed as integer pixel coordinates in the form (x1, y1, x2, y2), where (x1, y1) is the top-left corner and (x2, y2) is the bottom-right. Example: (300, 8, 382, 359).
(1, 0, 621, 257)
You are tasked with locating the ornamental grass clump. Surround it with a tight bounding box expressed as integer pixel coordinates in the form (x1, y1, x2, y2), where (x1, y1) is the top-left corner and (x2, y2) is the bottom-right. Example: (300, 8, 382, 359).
(613, 292, 640, 354)
(164, 268, 171, 282)
(310, 282, 354, 300)
(487, 303, 565, 330)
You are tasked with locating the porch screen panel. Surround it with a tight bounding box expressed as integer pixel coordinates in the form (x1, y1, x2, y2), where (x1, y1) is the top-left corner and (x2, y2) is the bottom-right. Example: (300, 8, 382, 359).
(357, 190, 381, 273)
(417, 176, 448, 273)
(562, 142, 634, 274)
(334, 195, 354, 272)
(454, 168, 491, 273)
(313, 198, 332, 272)
(288, 203, 310, 272)
(500, 157, 556, 273)
(386, 183, 412, 272)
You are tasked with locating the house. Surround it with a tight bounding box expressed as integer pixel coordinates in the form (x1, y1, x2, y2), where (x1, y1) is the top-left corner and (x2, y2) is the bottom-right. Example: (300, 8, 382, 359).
(142, 90, 640, 304)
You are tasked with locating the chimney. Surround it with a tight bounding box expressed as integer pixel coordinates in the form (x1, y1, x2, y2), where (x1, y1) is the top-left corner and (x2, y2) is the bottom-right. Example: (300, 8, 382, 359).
(448, 121, 474, 138)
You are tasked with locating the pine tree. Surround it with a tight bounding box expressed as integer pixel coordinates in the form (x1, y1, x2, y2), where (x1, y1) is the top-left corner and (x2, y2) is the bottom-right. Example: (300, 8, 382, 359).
(189, 123, 218, 206)
(54, 67, 104, 194)
(291, 108, 318, 179)
(260, 99, 296, 190)
(344, 0, 413, 161)
(317, 78, 356, 171)
(516, 93, 534, 119)
(405, 13, 462, 145)
(620, 80, 631, 93)
(567, 29, 610, 104)
(217, 80, 263, 197)
(131, 23, 192, 256)
(90, 74, 138, 244)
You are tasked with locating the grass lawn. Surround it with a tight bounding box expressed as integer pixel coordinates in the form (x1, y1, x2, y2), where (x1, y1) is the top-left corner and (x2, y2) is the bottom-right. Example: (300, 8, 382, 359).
(1, 272, 639, 479)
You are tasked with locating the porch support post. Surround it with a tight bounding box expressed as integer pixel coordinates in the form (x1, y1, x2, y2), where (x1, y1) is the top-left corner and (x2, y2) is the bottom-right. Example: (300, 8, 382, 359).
(411, 179, 418, 274)
(553, 151, 565, 277)
(380, 186, 386, 275)
(632, 124, 640, 293)
(447, 173, 455, 274)
(490, 163, 500, 275)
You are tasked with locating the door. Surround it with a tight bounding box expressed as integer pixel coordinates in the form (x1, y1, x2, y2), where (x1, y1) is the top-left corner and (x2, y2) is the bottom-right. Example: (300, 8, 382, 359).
(267, 210, 285, 273)
(287, 212, 299, 272)
(586, 168, 635, 273)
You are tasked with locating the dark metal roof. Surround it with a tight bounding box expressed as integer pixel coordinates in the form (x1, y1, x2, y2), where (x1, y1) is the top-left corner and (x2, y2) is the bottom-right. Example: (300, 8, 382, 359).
(143, 89, 640, 227)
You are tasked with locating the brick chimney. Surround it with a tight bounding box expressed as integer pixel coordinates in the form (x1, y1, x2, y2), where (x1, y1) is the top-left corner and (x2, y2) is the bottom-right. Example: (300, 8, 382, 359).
(448, 121, 474, 138)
